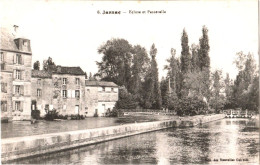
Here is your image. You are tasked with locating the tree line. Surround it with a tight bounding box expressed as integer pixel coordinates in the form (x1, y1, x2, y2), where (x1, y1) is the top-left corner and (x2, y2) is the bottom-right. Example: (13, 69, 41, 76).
(95, 26, 259, 115)
(32, 26, 259, 115)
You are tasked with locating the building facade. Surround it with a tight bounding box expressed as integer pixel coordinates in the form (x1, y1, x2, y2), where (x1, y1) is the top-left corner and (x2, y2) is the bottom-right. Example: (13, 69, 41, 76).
(1, 26, 32, 121)
(85, 81, 118, 117)
(1, 26, 119, 120)
(31, 66, 86, 117)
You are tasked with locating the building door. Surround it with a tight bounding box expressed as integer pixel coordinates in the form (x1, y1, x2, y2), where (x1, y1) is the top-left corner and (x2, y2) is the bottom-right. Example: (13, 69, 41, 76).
(75, 105, 79, 115)
(31, 100, 37, 111)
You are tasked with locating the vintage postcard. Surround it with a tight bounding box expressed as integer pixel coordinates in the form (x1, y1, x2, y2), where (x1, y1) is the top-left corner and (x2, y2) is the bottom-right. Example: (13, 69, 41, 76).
(0, 0, 259, 164)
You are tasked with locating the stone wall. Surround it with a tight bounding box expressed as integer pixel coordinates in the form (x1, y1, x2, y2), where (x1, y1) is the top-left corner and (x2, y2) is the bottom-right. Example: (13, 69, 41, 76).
(1, 114, 225, 162)
(85, 86, 98, 117)
(1, 50, 32, 120)
(31, 74, 86, 116)
(51, 74, 86, 116)
(0, 72, 13, 119)
(85, 86, 119, 117)
(31, 77, 53, 117)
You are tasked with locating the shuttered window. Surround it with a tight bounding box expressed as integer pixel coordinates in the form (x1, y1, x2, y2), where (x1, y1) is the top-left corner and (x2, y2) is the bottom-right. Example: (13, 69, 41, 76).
(1, 101, 7, 112)
(0, 52, 4, 62)
(75, 90, 80, 98)
(62, 78, 67, 85)
(62, 90, 67, 98)
(37, 89, 42, 97)
(14, 101, 22, 111)
(1, 83, 7, 93)
(76, 78, 80, 85)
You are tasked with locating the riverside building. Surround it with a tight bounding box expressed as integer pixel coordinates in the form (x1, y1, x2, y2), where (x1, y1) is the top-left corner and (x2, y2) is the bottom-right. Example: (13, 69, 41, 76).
(0, 25, 32, 121)
(1, 25, 118, 121)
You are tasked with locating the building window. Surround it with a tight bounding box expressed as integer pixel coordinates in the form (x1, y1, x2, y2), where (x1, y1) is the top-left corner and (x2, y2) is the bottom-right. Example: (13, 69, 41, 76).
(76, 78, 80, 85)
(102, 87, 105, 91)
(111, 88, 114, 92)
(1, 63, 5, 70)
(23, 40, 28, 46)
(15, 70, 21, 80)
(62, 90, 67, 98)
(62, 78, 67, 85)
(15, 85, 22, 95)
(1, 101, 7, 112)
(37, 79, 41, 85)
(37, 89, 42, 97)
(87, 89, 90, 92)
(75, 90, 80, 98)
(0, 52, 4, 62)
(15, 101, 21, 111)
(16, 54, 22, 64)
(1, 83, 7, 93)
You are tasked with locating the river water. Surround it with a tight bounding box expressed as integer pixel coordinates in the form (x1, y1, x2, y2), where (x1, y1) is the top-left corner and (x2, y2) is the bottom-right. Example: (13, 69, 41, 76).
(10, 118, 259, 165)
(2, 116, 166, 139)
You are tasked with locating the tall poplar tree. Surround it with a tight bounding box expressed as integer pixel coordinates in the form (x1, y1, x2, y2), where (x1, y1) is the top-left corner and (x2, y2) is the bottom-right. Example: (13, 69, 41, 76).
(143, 44, 162, 109)
(180, 29, 191, 74)
(198, 26, 211, 99)
(164, 48, 179, 98)
(180, 29, 191, 97)
(130, 45, 150, 103)
(191, 44, 200, 72)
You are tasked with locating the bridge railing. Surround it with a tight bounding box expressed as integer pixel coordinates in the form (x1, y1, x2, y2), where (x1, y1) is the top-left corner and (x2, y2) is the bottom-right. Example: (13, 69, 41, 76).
(118, 109, 176, 115)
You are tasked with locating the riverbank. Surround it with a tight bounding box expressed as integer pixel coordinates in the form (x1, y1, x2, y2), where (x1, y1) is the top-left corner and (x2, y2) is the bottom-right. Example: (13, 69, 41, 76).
(1, 114, 225, 163)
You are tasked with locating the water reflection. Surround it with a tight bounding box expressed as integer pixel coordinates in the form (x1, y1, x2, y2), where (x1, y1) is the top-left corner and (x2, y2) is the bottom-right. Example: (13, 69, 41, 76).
(1, 118, 119, 139)
(9, 118, 259, 164)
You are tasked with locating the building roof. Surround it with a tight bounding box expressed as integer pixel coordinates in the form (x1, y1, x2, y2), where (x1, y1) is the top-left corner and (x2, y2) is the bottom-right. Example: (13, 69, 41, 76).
(0, 27, 31, 54)
(53, 66, 85, 75)
(85, 80, 118, 87)
(32, 70, 52, 78)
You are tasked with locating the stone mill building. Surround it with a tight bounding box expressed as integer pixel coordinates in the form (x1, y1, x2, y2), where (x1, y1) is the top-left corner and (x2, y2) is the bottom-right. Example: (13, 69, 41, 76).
(1, 25, 118, 121)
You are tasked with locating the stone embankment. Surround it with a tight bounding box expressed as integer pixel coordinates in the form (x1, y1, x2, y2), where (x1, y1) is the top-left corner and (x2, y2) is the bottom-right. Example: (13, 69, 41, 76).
(1, 114, 224, 162)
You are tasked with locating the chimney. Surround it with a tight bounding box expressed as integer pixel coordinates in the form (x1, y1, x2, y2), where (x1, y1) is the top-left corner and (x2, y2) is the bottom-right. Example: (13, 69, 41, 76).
(12, 25, 19, 37)
(13, 25, 19, 32)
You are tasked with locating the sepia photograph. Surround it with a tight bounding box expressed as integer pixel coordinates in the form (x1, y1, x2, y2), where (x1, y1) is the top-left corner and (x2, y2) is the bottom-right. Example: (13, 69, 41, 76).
(0, 0, 259, 164)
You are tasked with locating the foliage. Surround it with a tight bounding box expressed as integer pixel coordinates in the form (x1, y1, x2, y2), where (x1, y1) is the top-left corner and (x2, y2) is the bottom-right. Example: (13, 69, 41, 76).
(198, 26, 210, 70)
(209, 70, 225, 113)
(180, 29, 191, 74)
(115, 87, 138, 109)
(142, 44, 162, 109)
(44, 109, 59, 121)
(231, 52, 258, 111)
(96, 38, 133, 90)
(31, 110, 40, 120)
(197, 26, 211, 100)
(94, 112, 99, 117)
(43, 57, 57, 72)
(129, 45, 150, 103)
(33, 61, 40, 70)
(223, 73, 233, 109)
(175, 96, 208, 116)
(160, 77, 170, 108)
(105, 108, 121, 117)
(191, 44, 200, 72)
(164, 48, 179, 98)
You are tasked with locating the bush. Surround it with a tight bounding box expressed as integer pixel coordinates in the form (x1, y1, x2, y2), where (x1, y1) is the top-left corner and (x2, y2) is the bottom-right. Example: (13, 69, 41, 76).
(44, 109, 59, 121)
(31, 110, 40, 120)
(105, 108, 120, 117)
(174, 96, 208, 116)
(115, 87, 138, 109)
(94, 112, 99, 117)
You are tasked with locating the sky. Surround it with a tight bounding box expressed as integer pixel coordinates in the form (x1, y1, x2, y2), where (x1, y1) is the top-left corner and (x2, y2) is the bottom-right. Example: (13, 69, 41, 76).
(0, 0, 258, 80)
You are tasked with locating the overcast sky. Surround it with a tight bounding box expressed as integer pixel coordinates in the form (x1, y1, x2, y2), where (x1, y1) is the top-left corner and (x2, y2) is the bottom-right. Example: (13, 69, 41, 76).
(0, 0, 258, 80)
